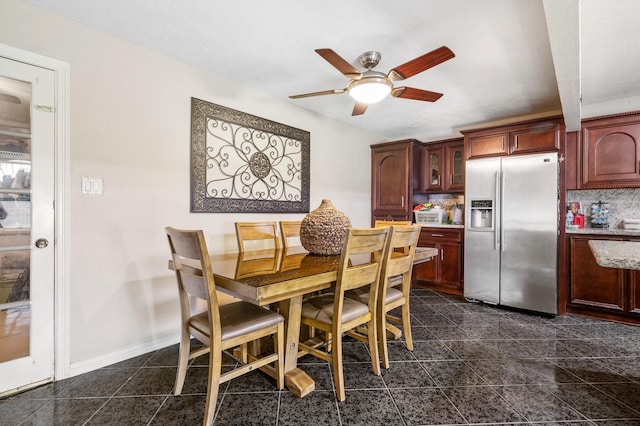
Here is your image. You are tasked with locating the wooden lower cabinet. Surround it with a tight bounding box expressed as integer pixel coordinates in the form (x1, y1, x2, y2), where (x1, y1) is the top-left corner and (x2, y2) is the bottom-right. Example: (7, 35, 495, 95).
(412, 227, 463, 295)
(567, 235, 640, 324)
(630, 272, 640, 314)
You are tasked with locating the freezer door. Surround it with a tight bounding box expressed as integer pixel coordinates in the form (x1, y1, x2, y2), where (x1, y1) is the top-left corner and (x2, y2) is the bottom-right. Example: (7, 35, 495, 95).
(500, 153, 558, 314)
(464, 157, 501, 304)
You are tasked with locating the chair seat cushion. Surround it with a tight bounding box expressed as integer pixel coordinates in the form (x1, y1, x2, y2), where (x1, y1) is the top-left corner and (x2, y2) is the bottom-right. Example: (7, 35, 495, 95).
(346, 287, 403, 305)
(190, 301, 283, 341)
(301, 293, 369, 325)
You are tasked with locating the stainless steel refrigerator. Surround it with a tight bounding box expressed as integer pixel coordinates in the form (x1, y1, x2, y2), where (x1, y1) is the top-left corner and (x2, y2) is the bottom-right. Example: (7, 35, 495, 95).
(464, 152, 558, 314)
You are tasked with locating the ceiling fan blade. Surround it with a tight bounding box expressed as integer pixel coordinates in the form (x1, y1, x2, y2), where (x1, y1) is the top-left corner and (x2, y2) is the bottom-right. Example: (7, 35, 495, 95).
(391, 87, 443, 102)
(315, 49, 362, 78)
(387, 46, 455, 81)
(352, 102, 368, 116)
(289, 88, 347, 99)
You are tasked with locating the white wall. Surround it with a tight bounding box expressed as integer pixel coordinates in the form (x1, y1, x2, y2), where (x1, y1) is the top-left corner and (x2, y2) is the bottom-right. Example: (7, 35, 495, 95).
(1, 0, 388, 372)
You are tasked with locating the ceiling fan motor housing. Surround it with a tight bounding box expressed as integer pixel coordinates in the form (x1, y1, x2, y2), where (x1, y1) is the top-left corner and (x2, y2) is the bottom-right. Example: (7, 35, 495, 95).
(358, 51, 382, 69)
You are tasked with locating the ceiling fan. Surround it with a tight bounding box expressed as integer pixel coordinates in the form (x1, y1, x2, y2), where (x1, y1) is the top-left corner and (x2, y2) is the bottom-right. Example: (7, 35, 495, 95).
(289, 46, 455, 116)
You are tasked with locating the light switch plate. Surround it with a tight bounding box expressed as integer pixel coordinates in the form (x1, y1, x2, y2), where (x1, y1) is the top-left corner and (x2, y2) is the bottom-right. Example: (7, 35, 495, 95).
(81, 176, 103, 195)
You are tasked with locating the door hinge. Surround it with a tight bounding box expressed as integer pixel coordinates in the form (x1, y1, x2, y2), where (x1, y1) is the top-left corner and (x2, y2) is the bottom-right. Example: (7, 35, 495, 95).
(34, 104, 54, 113)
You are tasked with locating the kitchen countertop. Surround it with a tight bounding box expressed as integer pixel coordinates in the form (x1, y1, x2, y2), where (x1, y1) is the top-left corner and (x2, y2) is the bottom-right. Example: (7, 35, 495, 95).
(588, 240, 640, 270)
(566, 227, 640, 237)
(416, 223, 464, 229)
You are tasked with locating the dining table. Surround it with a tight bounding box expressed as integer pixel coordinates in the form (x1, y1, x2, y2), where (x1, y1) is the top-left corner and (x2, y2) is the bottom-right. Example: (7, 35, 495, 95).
(169, 244, 438, 397)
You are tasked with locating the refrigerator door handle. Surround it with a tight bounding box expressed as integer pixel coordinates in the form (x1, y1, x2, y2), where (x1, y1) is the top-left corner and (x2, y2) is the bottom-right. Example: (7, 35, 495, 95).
(494, 170, 500, 251)
(500, 170, 506, 251)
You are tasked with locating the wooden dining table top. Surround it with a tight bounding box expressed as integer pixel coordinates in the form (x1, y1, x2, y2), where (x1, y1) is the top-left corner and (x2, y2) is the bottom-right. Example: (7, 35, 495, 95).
(200, 245, 438, 306)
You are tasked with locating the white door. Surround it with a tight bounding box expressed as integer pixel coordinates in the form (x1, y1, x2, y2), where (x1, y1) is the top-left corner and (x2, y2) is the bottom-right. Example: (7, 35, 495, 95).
(0, 57, 56, 395)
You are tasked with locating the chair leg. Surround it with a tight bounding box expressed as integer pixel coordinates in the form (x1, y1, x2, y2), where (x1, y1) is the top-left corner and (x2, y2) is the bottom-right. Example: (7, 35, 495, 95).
(275, 321, 285, 390)
(174, 330, 191, 395)
(378, 309, 390, 370)
(203, 349, 222, 426)
(367, 318, 381, 376)
(402, 303, 413, 351)
(332, 332, 346, 401)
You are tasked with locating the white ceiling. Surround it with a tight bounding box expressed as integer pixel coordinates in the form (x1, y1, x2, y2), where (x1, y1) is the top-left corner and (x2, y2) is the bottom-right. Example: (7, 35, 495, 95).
(24, 0, 640, 142)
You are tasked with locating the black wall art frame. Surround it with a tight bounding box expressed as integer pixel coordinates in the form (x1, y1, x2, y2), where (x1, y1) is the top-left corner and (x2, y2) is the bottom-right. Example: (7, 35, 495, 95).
(190, 98, 310, 213)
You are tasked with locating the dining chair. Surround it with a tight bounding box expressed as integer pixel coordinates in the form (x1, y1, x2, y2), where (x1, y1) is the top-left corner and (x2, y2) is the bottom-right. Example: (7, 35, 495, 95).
(235, 221, 281, 252)
(374, 219, 415, 288)
(166, 227, 285, 426)
(279, 220, 302, 249)
(346, 225, 421, 368)
(298, 227, 390, 401)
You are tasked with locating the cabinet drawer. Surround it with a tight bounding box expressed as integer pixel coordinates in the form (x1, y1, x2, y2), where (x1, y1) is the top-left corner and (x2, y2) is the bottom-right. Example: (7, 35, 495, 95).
(418, 227, 463, 244)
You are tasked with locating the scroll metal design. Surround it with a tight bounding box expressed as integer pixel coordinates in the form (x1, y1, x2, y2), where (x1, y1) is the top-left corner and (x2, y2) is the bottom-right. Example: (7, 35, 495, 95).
(191, 98, 310, 213)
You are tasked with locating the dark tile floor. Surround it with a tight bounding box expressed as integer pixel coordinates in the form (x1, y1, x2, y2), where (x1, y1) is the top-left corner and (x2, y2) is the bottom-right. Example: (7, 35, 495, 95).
(3, 288, 640, 425)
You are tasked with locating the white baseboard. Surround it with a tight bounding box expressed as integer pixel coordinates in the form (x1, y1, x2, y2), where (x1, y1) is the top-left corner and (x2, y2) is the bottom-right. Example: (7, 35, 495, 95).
(68, 334, 179, 378)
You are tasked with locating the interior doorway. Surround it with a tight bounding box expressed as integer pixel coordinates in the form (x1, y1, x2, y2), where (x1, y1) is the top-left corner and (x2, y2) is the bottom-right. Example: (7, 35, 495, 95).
(0, 45, 70, 396)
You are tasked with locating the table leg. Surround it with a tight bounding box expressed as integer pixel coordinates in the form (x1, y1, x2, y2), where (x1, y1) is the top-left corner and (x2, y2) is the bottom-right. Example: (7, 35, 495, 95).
(279, 295, 315, 397)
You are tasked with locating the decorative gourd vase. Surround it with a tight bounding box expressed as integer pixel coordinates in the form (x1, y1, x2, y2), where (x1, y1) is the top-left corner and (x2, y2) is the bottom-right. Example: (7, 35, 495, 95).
(300, 199, 352, 255)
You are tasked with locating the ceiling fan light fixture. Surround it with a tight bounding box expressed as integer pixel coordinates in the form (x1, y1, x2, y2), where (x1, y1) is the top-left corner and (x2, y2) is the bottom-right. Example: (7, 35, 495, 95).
(348, 77, 392, 104)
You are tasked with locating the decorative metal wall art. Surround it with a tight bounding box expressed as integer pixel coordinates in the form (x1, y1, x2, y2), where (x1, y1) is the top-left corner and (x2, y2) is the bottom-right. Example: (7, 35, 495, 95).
(190, 98, 310, 213)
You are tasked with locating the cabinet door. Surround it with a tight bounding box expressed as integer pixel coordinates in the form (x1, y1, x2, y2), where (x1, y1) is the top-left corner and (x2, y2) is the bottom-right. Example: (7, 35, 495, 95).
(423, 146, 444, 191)
(569, 237, 625, 312)
(629, 271, 640, 315)
(445, 142, 465, 192)
(466, 133, 508, 159)
(438, 242, 462, 289)
(582, 120, 640, 188)
(372, 145, 410, 212)
(511, 125, 559, 154)
(413, 242, 437, 283)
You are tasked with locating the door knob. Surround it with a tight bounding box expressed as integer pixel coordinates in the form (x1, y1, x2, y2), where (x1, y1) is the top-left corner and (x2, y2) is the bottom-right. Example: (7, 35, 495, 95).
(35, 238, 49, 248)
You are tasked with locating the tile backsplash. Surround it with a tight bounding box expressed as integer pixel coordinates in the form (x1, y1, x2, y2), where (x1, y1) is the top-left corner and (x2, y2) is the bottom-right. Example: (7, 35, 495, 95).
(566, 188, 640, 229)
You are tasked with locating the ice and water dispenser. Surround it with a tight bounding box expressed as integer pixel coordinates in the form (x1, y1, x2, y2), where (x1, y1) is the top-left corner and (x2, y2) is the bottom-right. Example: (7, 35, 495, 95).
(470, 200, 494, 230)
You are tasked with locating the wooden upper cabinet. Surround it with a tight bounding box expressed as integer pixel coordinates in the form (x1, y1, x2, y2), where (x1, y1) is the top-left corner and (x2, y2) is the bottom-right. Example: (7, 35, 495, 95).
(463, 117, 562, 160)
(466, 133, 508, 159)
(423, 145, 444, 191)
(421, 139, 464, 193)
(511, 125, 559, 154)
(446, 142, 465, 191)
(371, 140, 420, 221)
(581, 114, 640, 188)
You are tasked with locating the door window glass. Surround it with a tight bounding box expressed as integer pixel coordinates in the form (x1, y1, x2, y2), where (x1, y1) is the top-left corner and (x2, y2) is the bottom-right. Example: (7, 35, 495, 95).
(0, 75, 31, 363)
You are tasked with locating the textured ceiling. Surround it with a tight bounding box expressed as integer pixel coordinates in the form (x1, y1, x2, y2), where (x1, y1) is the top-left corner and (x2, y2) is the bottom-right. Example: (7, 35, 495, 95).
(23, 0, 640, 142)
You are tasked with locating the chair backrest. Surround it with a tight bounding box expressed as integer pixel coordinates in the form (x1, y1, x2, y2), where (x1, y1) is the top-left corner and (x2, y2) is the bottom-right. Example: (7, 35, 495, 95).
(279, 221, 302, 249)
(374, 220, 412, 228)
(379, 224, 421, 295)
(235, 221, 282, 252)
(166, 227, 220, 340)
(334, 227, 390, 314)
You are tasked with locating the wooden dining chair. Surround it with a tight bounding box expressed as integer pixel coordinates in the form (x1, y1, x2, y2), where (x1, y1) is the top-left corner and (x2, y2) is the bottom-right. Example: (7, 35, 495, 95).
(298, 227, 390, 401)
(374, 219, 415, 287)
(346, 225, 421, 368)
(235, 221, 281, 252)
(279, 220, 302, 249)
(166, 227, 285, 426)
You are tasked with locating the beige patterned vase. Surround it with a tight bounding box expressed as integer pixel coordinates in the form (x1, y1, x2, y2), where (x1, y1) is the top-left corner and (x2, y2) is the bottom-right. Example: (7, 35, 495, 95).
(300, 199, 352, 255)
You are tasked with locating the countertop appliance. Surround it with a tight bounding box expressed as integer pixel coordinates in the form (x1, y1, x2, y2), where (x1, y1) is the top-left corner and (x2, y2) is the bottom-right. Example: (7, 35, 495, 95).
(464, 153, 558, 314)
